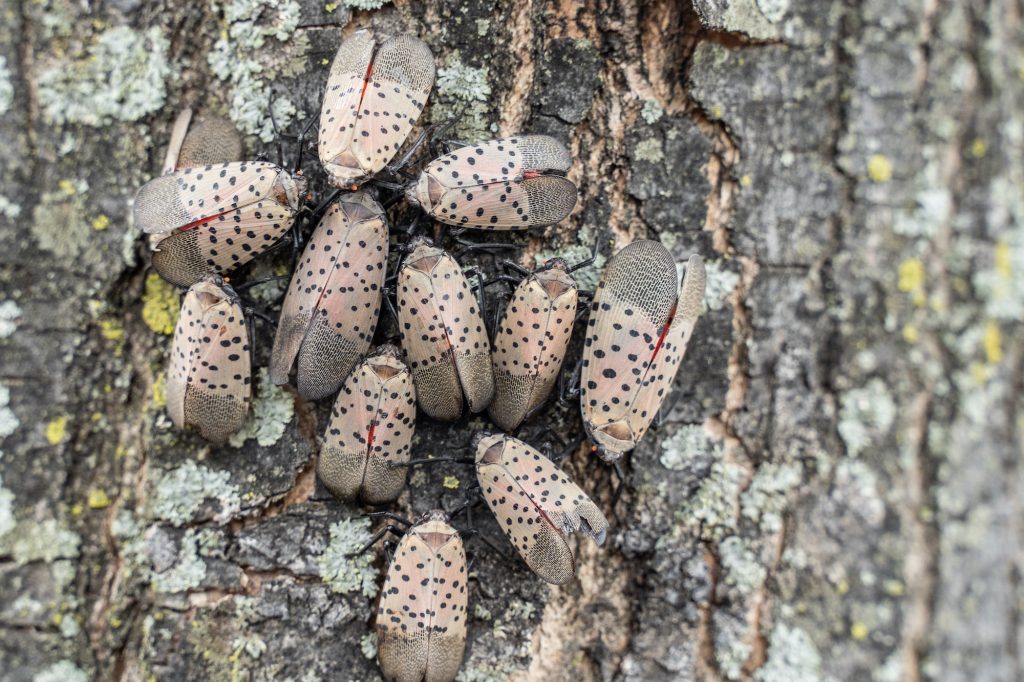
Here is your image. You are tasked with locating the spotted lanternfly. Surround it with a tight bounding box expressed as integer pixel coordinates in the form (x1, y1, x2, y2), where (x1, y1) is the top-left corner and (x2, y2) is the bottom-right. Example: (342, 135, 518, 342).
(397, 236, 494, 421)
(407, 135, 577, 230)
(473, 433, 608, 585)
(163, 108, 243, 175)
(488, 258, 578, 431)
(133, 161, 308, 288)
(166, 275, 251, 443)
(581, 240, 706, 462)
(376, 510, 468, 682)
(319, 30, 435, 189)
(270, 191, 387, 399)
(318, 344, 415, 504)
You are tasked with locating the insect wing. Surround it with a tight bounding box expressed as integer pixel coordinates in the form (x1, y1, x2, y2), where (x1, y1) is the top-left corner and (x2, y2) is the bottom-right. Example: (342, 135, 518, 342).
(419, 136, 577, 229)
(377, 516, 468, 682)
(489, 268, 577, 430)
(166, 280, 251, 443)
(398, 245, 465, 421)
(176, 116, 243, 171)
(163, 108, 193, 175)
(319, 30, 376, 183)
(318, 347, 415, 504)
(581, 240, 685, 458)
(270, 193, 388, 399)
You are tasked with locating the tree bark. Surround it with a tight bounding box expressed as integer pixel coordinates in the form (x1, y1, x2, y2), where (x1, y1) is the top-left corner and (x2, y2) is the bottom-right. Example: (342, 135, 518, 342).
(1, 0, 1021, 680)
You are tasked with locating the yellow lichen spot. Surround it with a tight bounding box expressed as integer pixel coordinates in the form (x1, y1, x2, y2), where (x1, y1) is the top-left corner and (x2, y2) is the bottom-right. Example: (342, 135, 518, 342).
(58, 179, 77, 195)
(110, 616, 123, 629)
(92, 214, 110, 231)
(88, 489, 112, 509)
(52, 613, 63, 626)
(970, 138, 987, 158)
(325, 2, 338, 11)
(850, 622, 869, 640)
(995, 240, 1012, 279)
(970, 362, 991, 385)
(91, 412, 103, 422)
(739, 174, 752, 187)
(867, 154, 893, 183)
(884, 579, 905, 597)
(71, 504, 84, 516)
(321, 58, 330, 66)
(836, 579, 849, 595)
(46, 416, 68, 445)
(898, 258, 926, 305)
(443, 475, 460, 490)
(220, 29, 228, 40)
(902, 324, 919, 343)
(142, 273, 180, 335)
(710, 104, 723, 119)
(99, 318, 124, 342)
(983, 321, 1002, 364)
(152, 372, 167, 408)
(115, 445, 128, 459)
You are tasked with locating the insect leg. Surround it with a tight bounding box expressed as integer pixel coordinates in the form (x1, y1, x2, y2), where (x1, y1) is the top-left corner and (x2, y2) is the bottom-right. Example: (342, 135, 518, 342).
(653, 389, 684, 428)
(364, 511, 414, 526)
(291, 114, 319, 172)
(346, 524, 406, 557)
(609, 462, 626, 523)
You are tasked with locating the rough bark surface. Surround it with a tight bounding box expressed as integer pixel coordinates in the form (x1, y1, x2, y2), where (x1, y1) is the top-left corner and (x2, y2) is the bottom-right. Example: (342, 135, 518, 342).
(0, 0, 1021, 681)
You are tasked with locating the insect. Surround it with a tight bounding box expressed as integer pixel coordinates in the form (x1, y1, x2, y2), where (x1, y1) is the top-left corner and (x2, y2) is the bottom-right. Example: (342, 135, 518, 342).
(318, 344, 416, 504)
(374, 510, 468, 682)
(397, 236, 494, 421)
(163, 108, 243, 175)
(134, 161, 308, 288)
(269, 191, 388, 399)
(319, 30, 435, 189)
(473, 433, 608, 585)
(406, 135, 577, 230)
(166, 275, 251, 443)
(580, 240, 706, 462)
(488, 258, 580, 431)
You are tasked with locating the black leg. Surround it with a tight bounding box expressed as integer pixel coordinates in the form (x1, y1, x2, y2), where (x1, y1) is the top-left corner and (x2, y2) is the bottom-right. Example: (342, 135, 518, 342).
(292, 114, 319, 172)
(550, 433, 585, 464)
(364, 511, 414, 526)
(347, 524, 406, 557)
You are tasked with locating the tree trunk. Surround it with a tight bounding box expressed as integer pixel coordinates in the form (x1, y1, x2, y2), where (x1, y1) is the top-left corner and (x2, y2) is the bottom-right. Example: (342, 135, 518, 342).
(1, 0, 1021, 680)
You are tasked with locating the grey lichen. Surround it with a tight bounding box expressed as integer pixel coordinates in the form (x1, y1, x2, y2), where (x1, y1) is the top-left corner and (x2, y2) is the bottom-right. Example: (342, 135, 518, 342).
(702, 259, 741, 311)
(0, 300, 22, 338)
(360, 632, 378, 659)
(32, 660, 90, 682)
(152, 529, 207, 593)
(0, 517, 81, 565)
(30, 180, 95, 263)
(0, 476, 14, 538)
(342, 0, 391, 8)
(37, 26, 172, 126)
(837, 378, 896, 457)
(317, 517, 379, 596)
(719, 535, 767, 595)
(740, 461, 802, 534)
(0, 384, 18, 439)
(228, 368, 295, 447)
(755, 624, 831, 682)
(683, 461, 744, 541)
(0, 55, 12, 116)
(150, 460, 242, 526)
(0, 194, 21, 221)
(641, 99, 665, 124)
(432, 54, 493, 142)
(634, 137, 665, 163)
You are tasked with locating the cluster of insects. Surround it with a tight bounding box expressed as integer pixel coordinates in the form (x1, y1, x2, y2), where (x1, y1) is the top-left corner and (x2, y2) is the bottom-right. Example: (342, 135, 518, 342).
(134, 30, 705, 682)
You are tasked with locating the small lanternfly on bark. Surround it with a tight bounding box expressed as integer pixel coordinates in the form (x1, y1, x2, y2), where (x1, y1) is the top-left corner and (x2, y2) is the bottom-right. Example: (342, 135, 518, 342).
(166, 275, 251, 443)
(580, 240, 706, 462)
(371, 510, 468, 682)
(473, 433, 608, 585)
(162, 108, 243, 175)
(270, 191, 387, 400)
(407, 135, 578, 230)
(489, 258, 580, 431)
(397, 236, 494, 421)
(319, 30, 435, 189)
(134, 161, 309, 288)
(318, 344, 416, 504)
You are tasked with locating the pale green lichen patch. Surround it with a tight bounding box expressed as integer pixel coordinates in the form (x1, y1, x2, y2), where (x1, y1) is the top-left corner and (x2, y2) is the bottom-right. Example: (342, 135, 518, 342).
(317, 517, 379, 596)
(719, 535, 767, 595)
(360, 631, 378, 659)
(837, 378, 896, 457)
(0, 476, 14, 538)
(755, 624, 830, 682)
(0, 55, 12, 116)
(0, 516, 81, 565)
(702, 260, 741, 311)
(0, 384, 17, 439)
(37, 26, 172, 126)
(208, 0, 305, 141)
(153, 529, 207, 593)
(31, 179, 95, 262)
(343, 0, 391, 8)
(634, 137, 665, 163)
(0, 195, 21, 221)
(32, 660, 90, 682)
(740, 461, 802, 534)
(228, 368, 294, 448)
(683, 460, 744, 541)
(641, 99, 664, 124)
(659, 424, 718, 470)
(432, 53, 493, 142)
(150, 460, 242, 526)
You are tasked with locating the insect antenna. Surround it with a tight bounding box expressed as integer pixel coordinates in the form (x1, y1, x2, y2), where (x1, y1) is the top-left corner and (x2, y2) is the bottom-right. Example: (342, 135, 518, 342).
(363, 511, 415, 526)
(451, 235, 521, 259)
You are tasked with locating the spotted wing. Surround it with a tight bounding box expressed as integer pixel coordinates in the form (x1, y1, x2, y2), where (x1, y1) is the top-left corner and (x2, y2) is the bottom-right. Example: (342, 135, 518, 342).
(134, 161, 285, 235)
(166, 284, 203, 430)
(151, 199, 294, 288)
(163, 108, 193, 175)
(398, 260, 464, 421)
(319, 30, 376, 181)
(176, 116, 243, 170)
(376, 526, 468, 682)
(424, 136, 576, 229)
(622, 254, 705, 444)
(350, 35, 434, 176)
(270, 198, 387, 400)
(580, 240, 680, 458)
(476, 439, 577, 585)
(489, 276, 577, 430)
(430, 253, 494, 413)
